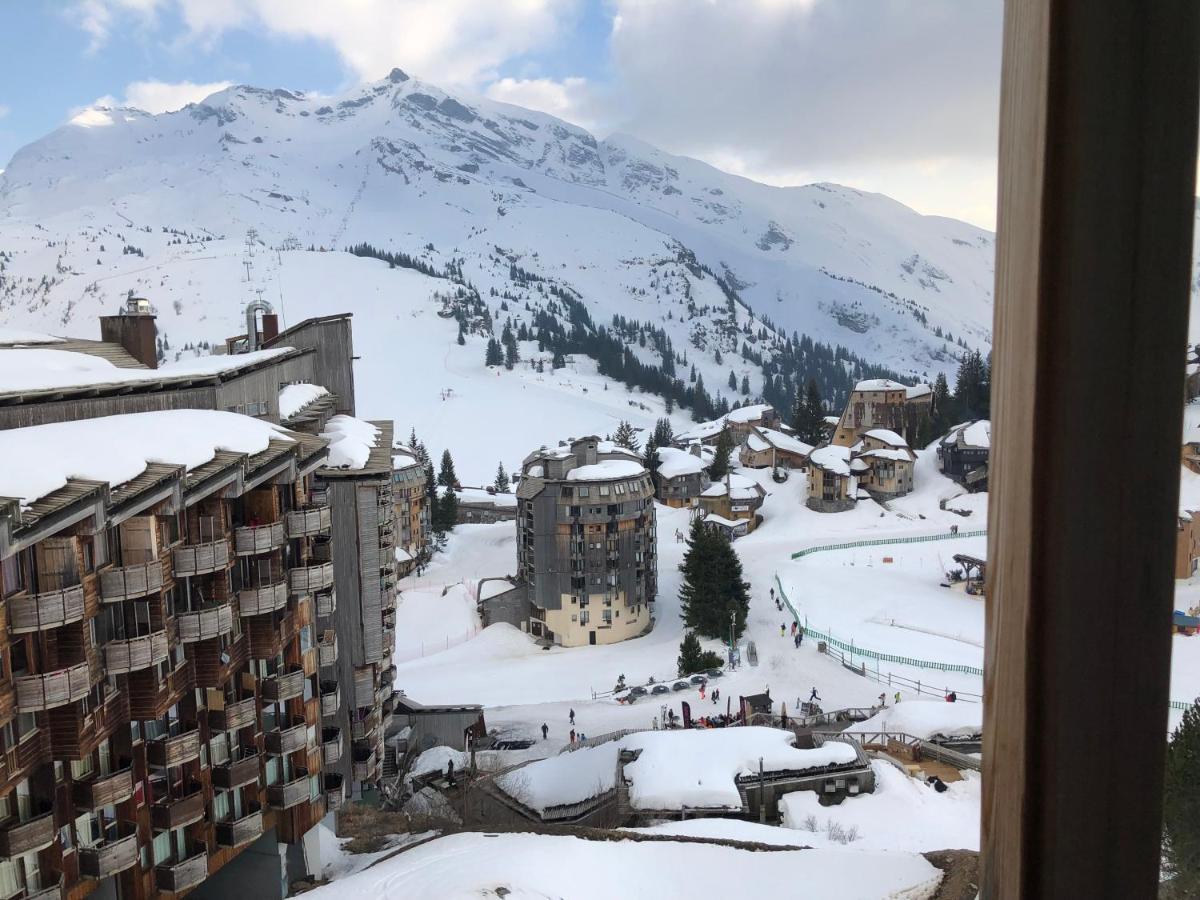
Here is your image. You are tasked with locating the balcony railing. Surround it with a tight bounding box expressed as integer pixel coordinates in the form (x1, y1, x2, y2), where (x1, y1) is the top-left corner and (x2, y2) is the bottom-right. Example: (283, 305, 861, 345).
(212, 752, 260, 790)
(172, 539, 230, 577)
(312, 539, 333, 563)
(233, 522, 286, 556)
(352, 747, 377, 781)
(319, 682, 340, 719)
(237, 580, 288, 616)
(321, 727, 342, 766)
(289, 562, 334, 595)
(265, 721, 307, 756)
(177, 603, 234, 643)
(24, 875, 62, 900)
(154, 847, 208, 894)
(100, 560, 164, 602)
(215, 804, 263, 849)
(324, 772, 345, 812)
(207, 696, 257, 733)
(128, 658, 193, 721)
(78, 826, 139, 878)
(286, 505, 331, 538)
(8, 584, 86, 634)
(315, 589, 337, 617)
(353, 668, 376, 709)
(104, 631, 169, 675)
(15, 662, 94, 712)
(351, 709, 379, 743)
(0, 808, 56, 857)
(150, 786, 206, 830)
(73, 766, 134, 811)
(311, 487, 330, 506)
(261, 668, 305, 703)
(317, 632, 338, 668)
(266, 769, 310, 810)
(146, 728, 200, 768)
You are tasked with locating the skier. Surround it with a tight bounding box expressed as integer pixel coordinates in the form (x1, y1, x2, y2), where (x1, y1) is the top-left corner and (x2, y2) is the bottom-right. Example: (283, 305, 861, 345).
(879, 692, 887, 708)
(894, 691, 902, 704)
(569, 708, 575, 726)
(780, 623, 786, 637)
(541, 723, 549, 740)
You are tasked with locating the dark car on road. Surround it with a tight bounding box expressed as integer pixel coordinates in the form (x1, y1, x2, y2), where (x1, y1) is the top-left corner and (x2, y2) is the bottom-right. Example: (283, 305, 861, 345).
(651, 684, 671, 695)
(689, 674, 707, 686)
(672, 680, 690, 691)
(705, 669, 724, 679)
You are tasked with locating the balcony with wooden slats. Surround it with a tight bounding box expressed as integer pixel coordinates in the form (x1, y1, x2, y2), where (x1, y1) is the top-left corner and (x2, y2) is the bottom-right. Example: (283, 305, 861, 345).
(8, 584, 86, 634)
(353, 667, 376, 709)
(351, 746, 377, 781)
(0, 807, 56, 858)
(172, 539, 231, 577)
(154, 847, 208, 894)
(266, 769, 310, 810)
(150, 785, 206, 830)
(215, 803, 263, 849)
(233, 521, 286, 557)
(15, 661, 94, 712)
(78, 825, 139, 878)
(128, 658, 193, 721)
(311, 539, 333, 564)
(49, 685, 128, 762)
(323, 772, 345, 812)
(192, 633, 247, 690)
(99, 559, 165, 602)
(350, 708, 380, 743)
(288, 562, 334, 595)
(206, 695, 257, 733)
(177, 602, 233, 643)
(314, 589, 336, 617)
(286, 505, 331, 538)
(145, 727, 201, 768)
(211, 751, 260, 790)
(265, 719, 307, 756)
(320, 727, 342, 767)
(103, 630, 169, 675)
(319, 681, 340, 719)
(238, 580, 288, 616)
(23, 874, 61, 900)
(260, 668, 304, 703)
(317, 631, 338, 668)
(72, 766, 134, 811)
(0, 732, 49, 800)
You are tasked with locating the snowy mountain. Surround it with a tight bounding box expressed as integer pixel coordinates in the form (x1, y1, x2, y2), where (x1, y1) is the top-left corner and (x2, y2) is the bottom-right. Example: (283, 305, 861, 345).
(0, 68, 995, 380)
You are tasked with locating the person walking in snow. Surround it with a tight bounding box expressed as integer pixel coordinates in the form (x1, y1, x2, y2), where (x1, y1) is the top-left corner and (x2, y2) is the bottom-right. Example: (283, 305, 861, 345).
(569, 729, 576, 744)
(791, 621, 797, 636)
(809, 687, 821, 703)
(780, 623, 786, 637)
(793, 633, 801, 649)
(569, 709, 575, 726)
(699, 683, 706, 700)
(541, 723, 549, 740)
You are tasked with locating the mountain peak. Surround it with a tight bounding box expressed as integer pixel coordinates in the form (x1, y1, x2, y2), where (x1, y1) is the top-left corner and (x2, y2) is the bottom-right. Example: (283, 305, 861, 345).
(388, 67, 410, 84)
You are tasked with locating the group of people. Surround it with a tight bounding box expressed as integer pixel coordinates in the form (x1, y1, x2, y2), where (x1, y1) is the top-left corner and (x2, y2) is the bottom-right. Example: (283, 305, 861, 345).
(541, 711, 589, 744)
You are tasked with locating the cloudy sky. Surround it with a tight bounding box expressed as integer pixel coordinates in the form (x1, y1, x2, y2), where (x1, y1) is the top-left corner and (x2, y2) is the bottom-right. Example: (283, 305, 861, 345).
(0, 0, 1003, 228)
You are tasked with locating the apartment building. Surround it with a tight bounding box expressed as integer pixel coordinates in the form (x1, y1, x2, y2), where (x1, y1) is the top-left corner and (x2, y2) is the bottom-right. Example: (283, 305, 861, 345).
(831, 379, 932, 448)
(391, 450, 429, 575)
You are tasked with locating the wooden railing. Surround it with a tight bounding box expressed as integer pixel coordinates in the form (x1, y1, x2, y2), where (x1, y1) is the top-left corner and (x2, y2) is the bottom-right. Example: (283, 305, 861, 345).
(212, 751, 261, 791)
(78, 826, 139, 878)
(100, 560, 165, 602)
(321, 728, 342, 766)
(0, 807, 56, 857)
(154, 847, 208, 893)
(315, 589, 337, 617)
(265, 721, 307, 756)
(15, 661, 94, 712)
(261, 669, 305, 703)
(8, 584, 86, 634)
(317, 632, 338, 668)
(323, 772, 345, 811)
(177, 602, 234, 643)
(237, 581, 288, 616)
(72, 766, 134, 810)
(233, 522, 286, 556)
(172, 539, 231, 577)
(266, 770, 310, 809)
(207, 696, 257, 732)
(104, 631, 169, 675)
(146, 728, 200, 767)
(215, 804, 263, 848)
(286, 506, 331, 538)
(150, 786, 206, 829)
(128, 658, 193, 721)
(289, 562, 334, 594)
(319, 682, 340, 719)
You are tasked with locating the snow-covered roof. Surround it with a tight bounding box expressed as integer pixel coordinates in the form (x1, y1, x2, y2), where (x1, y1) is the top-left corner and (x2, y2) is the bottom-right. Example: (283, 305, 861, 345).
(745, 427, 812, 457)
(656, 446, 704, 479)
(319, 415, 380, 470)
(278, 382, 329, 419)
(854, 378, 908, 392)
(809, 444, 853, 476)
(942, 420, 991, 450)
(857, 448, 914, 463)
(674, 419, 726, 443)
(394, 547, 414, 563)
(0, 410, 296, 507)
(905, 383, 932, 399)
(703, 513, 746, 529)
(846, 700, 982, 741)
(863, 428, 908, 448)
(725, 403, 773, 424)
(496, 743, 618, 814)
(0, 327, 63, 347)
(566, 459, 645, 481)
(823, 415, 840, 426)
(458, 487, 517, 507)
(699, 472, 762, 501)
(479, 579, 515, 600)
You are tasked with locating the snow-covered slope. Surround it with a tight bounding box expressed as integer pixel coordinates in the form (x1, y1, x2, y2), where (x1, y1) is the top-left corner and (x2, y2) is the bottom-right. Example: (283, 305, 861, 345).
(0, 68, 995, 387)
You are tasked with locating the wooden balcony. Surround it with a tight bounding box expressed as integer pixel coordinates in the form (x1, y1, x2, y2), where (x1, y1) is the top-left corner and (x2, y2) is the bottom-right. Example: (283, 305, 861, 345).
(233, 521, 285, 556)
(146, 728, 200, 768)
(154, 848, 208, 894)
(311, 539, 333, 563)
(323, 772, 345, 812)
(73, 766, 134, 811)
(0, 732, 50, 798)
(311, 487, 330, 506)
(317, 632, 338, 668)
(8, 584, 85, 634)
(23, 875, 61, 900)
(104, 631, 169, 675)
(315, 589, 337, 617)
(193, 633, 247, 690)
(319, 682, 340, 719)
(128, 658, 193, 721)
(261, 669, 304, 703)
(100, 560, 164, 602)
(289, 562, 334, 595)
(172, 539, 230, 577)
(207, 696, 257, 733)
(237, 581, 288, 616)
(15, 661, 94, 712)
(321, 727, 342, 766)
(0, 808, 56, 858)
(78, 827, 139, 878)
(265, 721, 307, 756)
(150, 787, 206, 829)
(350, 709, 379, 742)
(177, 603, 233, 643)
(266, 769, 310, 810)
(352, 747, 377, 781)
(286, 505, 331, 538)
(215, 804, 263, 849)
(212, 752, 260, 790)
(353, 667, 376, 708)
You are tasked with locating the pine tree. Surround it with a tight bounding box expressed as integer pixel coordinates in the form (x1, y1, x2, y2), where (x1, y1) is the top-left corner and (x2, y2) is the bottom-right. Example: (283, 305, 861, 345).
(437, 487, 459, 532)
(493, 462, 510, 493)
(954, 350, 988, 420)
(740, 374, 750, 396)
(437, 450, 458, 488)
(644, 435, 660, 484)
(709, 427, 734, 480)
(792, 378, 826, 445)
(678, 519, 750, 639)
(677, 631, 706, 677)
(728, 370, 737, 392)
(552, 348, 566, 369)
(485, 338, 503, 367)
(931, 372, 954, 436)
(652, 418, 675, 447)
(613, 420, 640, 453)
(665, 395, 675, 414)
(1164, 700, 1200, 890)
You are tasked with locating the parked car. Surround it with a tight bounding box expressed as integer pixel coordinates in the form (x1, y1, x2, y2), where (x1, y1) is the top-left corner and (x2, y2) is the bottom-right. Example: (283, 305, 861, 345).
(628, 686, 649, 699)
(705, 668, 724, 679)
(651, 684, 670, 695)
(689, 674, 707, 686)
(672, 680, 690, 691)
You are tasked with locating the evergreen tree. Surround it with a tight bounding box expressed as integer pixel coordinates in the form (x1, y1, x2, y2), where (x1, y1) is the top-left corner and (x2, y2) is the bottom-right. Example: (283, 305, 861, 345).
(643, 435, 660, 484)
(1164, 700, 1200, 891)
(652, 418, 675, 447)
(493, 462, 510, 493)
(613, 420, 640, 453)
(678, 519, 750, 640)
(740, 374, 751, 396)
(930, 372, 954, 436)
(437, 449, 458, 488)
(709, 427, 734, 481)
(954, 350, 989, 420)
(504, 339, 519, 369)
(484, 338, 503, 367)
(677, 632, 724, 676)
(552, 348, 566, 369)
(665, 395, 675, 414)
(728, 370, 737, 392)
(437, 487, 459, 532)
(792, 378, 826, 445)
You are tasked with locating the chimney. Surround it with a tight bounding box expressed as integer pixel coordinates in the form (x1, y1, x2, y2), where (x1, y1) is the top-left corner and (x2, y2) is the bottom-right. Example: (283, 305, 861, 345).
(100, 297, 158, 369)
(261, 313, 279, 345)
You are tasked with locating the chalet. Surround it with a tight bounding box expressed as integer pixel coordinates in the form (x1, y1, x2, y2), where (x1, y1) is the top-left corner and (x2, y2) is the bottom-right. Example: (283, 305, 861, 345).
(851, 429, 917, 500)
(653, 446, 710, 508)
(673, 418, 726, 447)
(806, 445, 858, 513)
(455, 487, 517, 524)
(938, 420, 991, 490)
(831, 379, 932, 448)
(699, 473, 767, 533)
(724, 403, 782, 438)
(739, 427, 813, 470)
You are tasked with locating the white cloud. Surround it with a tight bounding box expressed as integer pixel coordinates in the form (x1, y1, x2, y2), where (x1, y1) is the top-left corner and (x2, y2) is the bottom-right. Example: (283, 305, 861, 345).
(67, 0, 164, 51)
(0, 105, 9, 120)
(485, 77, 599, 130)
(119, 79, 233, 113)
